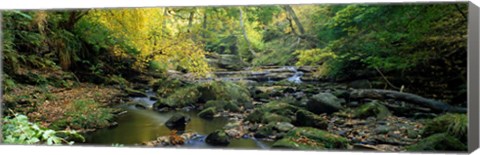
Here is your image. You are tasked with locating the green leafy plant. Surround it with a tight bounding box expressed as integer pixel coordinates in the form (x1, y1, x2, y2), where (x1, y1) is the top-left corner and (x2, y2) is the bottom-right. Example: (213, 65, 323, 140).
(2, 113, 84, 145)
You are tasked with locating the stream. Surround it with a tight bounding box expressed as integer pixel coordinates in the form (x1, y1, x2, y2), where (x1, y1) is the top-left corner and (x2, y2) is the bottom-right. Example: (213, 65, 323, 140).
(83, 66, 305, 148)
(84, 89, 274, 149)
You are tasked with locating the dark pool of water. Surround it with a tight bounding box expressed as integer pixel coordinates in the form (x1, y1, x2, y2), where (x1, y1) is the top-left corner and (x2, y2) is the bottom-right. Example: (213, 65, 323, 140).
(83, 104, 272, 149)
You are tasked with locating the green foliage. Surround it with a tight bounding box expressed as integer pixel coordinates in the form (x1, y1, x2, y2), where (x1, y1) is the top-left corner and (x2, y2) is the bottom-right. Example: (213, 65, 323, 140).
(2, 113, 84, 145)
(422, 113, 467, 142)
(295, 48, 337, 66)
(2, 74, 17, 92)
(296, 3, 467, 79)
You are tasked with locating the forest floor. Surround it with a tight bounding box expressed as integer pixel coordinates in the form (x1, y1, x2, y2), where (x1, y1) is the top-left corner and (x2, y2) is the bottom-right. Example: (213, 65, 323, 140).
(3, 82, 123, 131)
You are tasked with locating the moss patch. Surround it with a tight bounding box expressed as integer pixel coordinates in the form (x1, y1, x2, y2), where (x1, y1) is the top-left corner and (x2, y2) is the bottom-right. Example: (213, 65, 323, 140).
(422, 113, 467, 143)
(353, 100, 391, 119)
(284, 127, 349, 149)
(406, 133, 467, 151)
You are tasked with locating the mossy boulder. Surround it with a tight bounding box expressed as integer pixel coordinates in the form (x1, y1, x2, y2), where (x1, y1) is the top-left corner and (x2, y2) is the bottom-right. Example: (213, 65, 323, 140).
(294, 110, 328, 130)
(216, 54, 247, 71)
(205, 130, 231, 146)
(156, 86, 201, 108)
(196, 81, 253, 109)
(204, 100, 241, 112)
(272, 127, 348, 150)
(272, 137, 326, 150)
(204, 100, 227, 110)
(422, 113, 467, 143)
(151, 77, 186, 98)
(261, 101, 300, 116)
(254, 123, 277, 138)
(254, 122, 294, 139)
(274, 122, 295, 132)
(285, 127, 348, 149)
(245, 101, 299, 124)
(198, 107, 217, 119)
(153, 81, 252, 110)
(353, 100, 391, 119)
(406, 133, 467, 151)
(306, 93, 343, 114)
(245, 109, 264, 123)
(153, 99, 171, 110)
(263, 113, 292, 123)
(224, 101, 241, 112)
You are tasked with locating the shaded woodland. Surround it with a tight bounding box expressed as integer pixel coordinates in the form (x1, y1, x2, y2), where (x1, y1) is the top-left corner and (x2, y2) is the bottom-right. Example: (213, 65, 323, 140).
(1, 3, 469, 152)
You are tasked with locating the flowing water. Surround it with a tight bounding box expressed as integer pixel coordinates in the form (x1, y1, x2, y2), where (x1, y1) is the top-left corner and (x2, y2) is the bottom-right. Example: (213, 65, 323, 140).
(285, 66, 303, 84)
(84, 90, 273, 149)
(83, 66, 305, 148)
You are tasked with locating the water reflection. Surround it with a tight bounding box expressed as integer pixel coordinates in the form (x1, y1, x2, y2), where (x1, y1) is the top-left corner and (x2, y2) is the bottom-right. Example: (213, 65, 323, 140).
(84, 105, 271, 149)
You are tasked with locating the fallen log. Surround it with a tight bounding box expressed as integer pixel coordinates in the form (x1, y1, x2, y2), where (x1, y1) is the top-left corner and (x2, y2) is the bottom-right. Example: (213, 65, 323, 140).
(349, 89, 466, 113)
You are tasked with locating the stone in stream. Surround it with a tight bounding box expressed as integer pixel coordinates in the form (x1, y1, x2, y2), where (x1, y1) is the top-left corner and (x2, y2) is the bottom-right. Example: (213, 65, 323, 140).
(306, 92, 343, 114)
(198, 107, 217, 119)
(205, 130, 231, 146)
(165, 113, 190, 130)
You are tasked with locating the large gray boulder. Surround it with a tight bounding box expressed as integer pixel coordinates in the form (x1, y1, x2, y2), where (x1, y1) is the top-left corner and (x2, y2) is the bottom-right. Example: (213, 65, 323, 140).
(306, 93, 343, 114)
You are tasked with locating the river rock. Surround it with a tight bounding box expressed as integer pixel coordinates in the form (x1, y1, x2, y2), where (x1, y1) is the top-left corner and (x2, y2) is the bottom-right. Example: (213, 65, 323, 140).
(332, 89, 349, 98)
(254, 123, 276, 139)
(205, 130, 231, 146)
(245, 101, 298, 124)
(294, 110, 328, 130)
(306, 93, 343, 114)
(216, 54, 247, 71)
(198, 107, 217, 119)
(353, 100, 391, 119)
(275, 122, 295, 132)
(153, 100, 171, 111)
(298, 66, 316, 73)
(165, 113, 190, 130)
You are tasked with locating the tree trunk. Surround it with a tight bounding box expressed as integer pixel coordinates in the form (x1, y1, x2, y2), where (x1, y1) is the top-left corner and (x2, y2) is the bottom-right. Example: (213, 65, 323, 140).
(62, 10, 87, 31)
(188, 8, 195, 32)
(349, 89, 467, 113)
(162, 8, 169, 37)
(202, 10, 208, 42)
(238, 8, 256, 56)
(284, 5, 305, 35)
